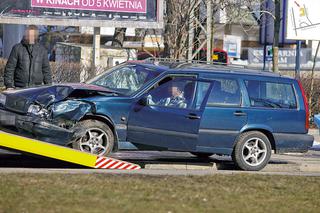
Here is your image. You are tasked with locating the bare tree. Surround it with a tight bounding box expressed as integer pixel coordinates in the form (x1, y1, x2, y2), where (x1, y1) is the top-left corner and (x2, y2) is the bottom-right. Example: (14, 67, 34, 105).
(105, 0, 264, 62)
(309, 41, 320, 120)
(111, 1, 261, 60)
(162, 0, 261, 60)
(163, 0, 195, 59)
(273, 0, 281, 73)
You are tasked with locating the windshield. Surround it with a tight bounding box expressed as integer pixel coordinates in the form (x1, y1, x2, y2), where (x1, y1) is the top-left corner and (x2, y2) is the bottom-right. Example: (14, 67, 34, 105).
(88, 65, 160, 96)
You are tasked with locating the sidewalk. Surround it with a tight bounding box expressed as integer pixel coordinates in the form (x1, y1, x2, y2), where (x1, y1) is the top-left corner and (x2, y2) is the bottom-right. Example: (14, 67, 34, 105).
(310, 129, 320, 150)
(309, 129, 319, 141)
(269, 150, 320, 173)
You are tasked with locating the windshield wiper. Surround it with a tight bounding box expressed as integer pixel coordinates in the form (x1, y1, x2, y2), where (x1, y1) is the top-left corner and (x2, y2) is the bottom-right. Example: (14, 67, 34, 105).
(98, 91, 123, 96)
(90, 83, 125, 95)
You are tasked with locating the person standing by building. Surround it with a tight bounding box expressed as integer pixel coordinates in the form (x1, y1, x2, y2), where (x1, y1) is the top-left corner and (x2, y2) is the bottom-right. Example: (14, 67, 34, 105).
(3, 25, 52, 90)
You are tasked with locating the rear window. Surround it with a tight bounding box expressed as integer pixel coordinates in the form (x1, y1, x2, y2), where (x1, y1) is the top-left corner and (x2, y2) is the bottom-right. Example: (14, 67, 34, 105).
(245, 80, 297, 109)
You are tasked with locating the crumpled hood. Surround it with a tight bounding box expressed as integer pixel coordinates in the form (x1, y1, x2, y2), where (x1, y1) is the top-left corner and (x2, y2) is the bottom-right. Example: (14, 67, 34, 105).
(2, 83, 114, 113)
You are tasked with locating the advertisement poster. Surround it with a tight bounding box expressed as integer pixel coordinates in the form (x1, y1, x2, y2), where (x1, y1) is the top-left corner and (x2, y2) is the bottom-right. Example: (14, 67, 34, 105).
(286, 0, 320, 40)
(223, 35, 241, 59)
(0, 0, 158, 22)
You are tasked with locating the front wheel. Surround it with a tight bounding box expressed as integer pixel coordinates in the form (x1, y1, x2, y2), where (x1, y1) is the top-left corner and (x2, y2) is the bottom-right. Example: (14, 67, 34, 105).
(72, 120, 114, 156)
(232, 131, 272, 171)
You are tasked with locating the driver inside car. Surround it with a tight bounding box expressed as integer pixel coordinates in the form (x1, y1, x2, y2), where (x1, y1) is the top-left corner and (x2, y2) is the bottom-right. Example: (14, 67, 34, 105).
(148, 82, 187, 108)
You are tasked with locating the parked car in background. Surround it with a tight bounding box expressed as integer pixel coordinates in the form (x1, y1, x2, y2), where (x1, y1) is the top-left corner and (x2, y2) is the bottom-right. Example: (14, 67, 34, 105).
(0, 62, 314, 171)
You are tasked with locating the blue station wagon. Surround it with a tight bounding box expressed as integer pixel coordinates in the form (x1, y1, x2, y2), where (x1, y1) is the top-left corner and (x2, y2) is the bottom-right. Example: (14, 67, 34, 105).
(0, 62, 314, 171)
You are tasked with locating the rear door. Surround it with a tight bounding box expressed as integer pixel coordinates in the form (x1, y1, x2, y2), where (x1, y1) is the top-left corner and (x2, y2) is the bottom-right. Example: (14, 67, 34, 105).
(197, 77, 247, 155)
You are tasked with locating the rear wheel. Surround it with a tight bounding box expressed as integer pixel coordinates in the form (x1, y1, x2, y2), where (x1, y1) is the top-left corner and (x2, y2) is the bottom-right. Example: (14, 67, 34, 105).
(232, 131, 271, 171)
(72, 120, 114, 156)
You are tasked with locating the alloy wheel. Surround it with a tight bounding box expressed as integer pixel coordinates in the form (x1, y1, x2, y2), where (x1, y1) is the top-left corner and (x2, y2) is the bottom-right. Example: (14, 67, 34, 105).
(241, 137, 268, 167)
(78, 128, 109, 156)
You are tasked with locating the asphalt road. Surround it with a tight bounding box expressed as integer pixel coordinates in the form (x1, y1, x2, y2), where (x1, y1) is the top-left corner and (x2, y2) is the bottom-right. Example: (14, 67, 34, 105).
(0, 129, 319, 176)
(0, 150, 320, 176)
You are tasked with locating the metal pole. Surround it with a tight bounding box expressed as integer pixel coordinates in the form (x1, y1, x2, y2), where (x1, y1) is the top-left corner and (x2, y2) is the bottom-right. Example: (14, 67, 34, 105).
(295, 40, 301, 79)
(188, 2, 195, 62)
(262, 0, 269, 71)
(263, 44, 267, 71)
(93, 27, 101, 68)
(206, 0, 212, 63)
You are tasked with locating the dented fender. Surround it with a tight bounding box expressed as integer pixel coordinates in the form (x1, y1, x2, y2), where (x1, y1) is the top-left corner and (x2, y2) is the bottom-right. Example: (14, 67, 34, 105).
(51, 100, 95, 122)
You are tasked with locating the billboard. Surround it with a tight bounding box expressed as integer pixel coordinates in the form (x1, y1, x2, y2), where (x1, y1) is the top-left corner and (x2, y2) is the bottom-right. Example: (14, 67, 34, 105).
(260, 0, 296, 45)
(30, 0, 147, 13)
(286, 0, 320, 40)
(248, 48, 312, 65)
(0, 0, 163, 28)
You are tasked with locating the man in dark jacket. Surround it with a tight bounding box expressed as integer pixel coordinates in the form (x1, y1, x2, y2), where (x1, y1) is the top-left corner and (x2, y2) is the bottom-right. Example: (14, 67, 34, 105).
(4, 25, 52, 89)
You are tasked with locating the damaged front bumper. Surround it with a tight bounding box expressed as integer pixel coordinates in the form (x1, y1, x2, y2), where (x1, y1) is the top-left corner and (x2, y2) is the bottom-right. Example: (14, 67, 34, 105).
(0, 108, 74, 146)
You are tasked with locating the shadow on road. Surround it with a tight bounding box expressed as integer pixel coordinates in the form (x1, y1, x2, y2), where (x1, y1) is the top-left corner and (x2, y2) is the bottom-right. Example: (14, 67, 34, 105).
(0, 151, 294, 171)
(0, 154, 85, 169)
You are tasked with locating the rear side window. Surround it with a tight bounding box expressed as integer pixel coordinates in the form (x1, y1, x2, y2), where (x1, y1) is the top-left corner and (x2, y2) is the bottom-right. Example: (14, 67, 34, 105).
(206, 78, 241, 107)
(245, 80, 297, 109)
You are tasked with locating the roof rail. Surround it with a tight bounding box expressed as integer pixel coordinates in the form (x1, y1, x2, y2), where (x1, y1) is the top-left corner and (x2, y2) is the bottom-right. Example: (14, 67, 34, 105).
(144, 57, 246, 69)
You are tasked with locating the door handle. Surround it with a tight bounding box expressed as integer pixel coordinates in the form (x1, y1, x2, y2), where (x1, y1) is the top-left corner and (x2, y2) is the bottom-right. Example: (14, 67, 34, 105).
(234, 111, 247, 116)
(186, 113, 201, 120)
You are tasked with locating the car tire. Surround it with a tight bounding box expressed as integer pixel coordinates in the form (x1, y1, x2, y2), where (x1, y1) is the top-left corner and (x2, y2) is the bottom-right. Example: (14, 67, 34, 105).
(72, 120, 114, 156)
(190, 152, 213, 158)
(232, 131, 271, 171)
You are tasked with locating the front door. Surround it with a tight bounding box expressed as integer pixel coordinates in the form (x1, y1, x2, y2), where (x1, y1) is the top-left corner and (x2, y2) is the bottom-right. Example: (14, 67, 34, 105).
(127, 76, 211, 151)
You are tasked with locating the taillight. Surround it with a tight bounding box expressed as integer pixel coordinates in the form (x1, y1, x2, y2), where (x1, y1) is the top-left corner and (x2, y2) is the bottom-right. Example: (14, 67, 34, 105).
(297, 80, 309, 130)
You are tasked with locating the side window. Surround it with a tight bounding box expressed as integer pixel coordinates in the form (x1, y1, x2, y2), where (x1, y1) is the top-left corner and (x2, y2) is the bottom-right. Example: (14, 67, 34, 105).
(245, 80, 297, 109)
(147, 77, 208, 110)
(206, 78, 241, 107)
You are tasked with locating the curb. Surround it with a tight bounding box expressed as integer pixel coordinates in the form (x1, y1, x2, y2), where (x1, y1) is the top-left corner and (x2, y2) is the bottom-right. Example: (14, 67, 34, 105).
(145, 162, 216, 170)
(300, 162, 320, 172)
(143, 160, 320, 173)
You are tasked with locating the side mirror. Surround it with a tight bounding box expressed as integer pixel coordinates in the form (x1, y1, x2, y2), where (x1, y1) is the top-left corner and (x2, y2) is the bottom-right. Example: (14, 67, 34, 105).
(138, 95, 153, 106)
(138, 96, 149, 106)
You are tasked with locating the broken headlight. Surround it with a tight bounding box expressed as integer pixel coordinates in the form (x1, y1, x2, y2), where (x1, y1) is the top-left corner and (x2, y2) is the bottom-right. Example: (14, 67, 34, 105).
(0, 93, 6, 106)
(28, 104, 49, 118)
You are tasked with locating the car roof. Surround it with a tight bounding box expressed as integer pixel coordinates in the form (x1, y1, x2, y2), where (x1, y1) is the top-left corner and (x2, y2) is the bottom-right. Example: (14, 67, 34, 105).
(128, 61, 169, 72)
(128, 61, 294, 80)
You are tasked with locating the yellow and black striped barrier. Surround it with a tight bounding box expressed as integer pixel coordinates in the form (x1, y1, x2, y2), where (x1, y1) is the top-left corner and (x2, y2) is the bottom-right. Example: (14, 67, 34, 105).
(0, 131, 141, 170)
